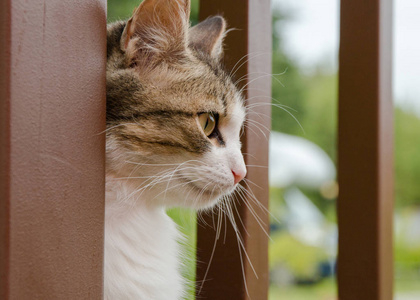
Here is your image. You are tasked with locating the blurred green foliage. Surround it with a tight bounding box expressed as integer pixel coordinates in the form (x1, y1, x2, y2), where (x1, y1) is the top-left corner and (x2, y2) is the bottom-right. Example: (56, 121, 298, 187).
(107, 0, 139, 22)
(271, 10, 307, 137)
(107, 0, 199, 24)
(270, 231, 328, 279)
(395, 108, 420, 207)
(167, 208, 197, 298)
(270, 279, 336, 300)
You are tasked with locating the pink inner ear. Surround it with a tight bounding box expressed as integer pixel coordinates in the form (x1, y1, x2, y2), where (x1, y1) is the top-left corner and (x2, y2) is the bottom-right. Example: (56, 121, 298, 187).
(126, 0, 190, 42)
(122, 0, 191, 65)
(124, 18, 134, 49)
(189, 16, 227, 60)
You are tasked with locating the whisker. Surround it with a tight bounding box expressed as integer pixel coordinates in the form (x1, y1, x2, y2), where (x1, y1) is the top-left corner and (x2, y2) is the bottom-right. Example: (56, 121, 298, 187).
(234, 70, 287, 89)
(244, 101, 305, 134)
(229, 52, 271, 79)
(97, 123, 127, 135)
(242, 178, 263, 190)
(239, 182, 281, 224)
(245, 165, 268, 169)
(225, 201, 259, 280)
(231, 194, 250, 237)
(236, 189, 269, 231)
(197, 225, 219, 296)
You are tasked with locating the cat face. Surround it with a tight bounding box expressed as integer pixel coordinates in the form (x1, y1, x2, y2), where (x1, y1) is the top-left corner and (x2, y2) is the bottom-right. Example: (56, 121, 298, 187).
(106, 0, 246, 209)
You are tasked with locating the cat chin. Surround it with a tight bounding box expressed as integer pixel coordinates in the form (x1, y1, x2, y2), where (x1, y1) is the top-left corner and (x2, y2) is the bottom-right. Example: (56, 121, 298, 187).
(166, 194, 224, 210)
(158, 182, 236, 210)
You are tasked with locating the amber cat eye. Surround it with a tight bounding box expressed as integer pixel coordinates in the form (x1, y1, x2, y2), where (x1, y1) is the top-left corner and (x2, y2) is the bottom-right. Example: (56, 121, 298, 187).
(198, 112, 217, 137)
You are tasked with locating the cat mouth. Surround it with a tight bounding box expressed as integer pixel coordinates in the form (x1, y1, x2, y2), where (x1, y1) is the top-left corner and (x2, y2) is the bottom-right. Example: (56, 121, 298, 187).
(178, 175, 234, 198)
(179, 176, 216, 196)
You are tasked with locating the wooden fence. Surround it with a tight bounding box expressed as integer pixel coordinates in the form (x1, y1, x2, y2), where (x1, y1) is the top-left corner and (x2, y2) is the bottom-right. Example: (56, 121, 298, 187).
(338, 1, 394, 299)
(0, 0, 106, 298)
(0, 0, 393, 299)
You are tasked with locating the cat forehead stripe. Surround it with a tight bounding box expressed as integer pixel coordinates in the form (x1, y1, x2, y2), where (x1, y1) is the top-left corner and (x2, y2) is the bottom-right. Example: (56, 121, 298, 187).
(221, 94, 228, 115)
(131, 110, 195, 119)
(121, 133, 210, 153)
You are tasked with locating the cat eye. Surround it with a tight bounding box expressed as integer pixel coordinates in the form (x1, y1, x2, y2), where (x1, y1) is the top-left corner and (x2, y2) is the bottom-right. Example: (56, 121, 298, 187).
(198, 112, 217, 137)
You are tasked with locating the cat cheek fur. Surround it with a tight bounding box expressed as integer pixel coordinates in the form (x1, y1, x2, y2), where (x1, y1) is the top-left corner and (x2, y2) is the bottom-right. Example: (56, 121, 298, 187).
(194, 109, 246, 198)
(164, 101, 247, 209)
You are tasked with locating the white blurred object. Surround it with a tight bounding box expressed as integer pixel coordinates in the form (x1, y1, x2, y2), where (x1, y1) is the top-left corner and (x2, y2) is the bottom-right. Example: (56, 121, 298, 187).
(395, 209, 420, 247)
(269, 132, 338, 255)
(269, 131, 336, 189)
(284, 188, 337, 253)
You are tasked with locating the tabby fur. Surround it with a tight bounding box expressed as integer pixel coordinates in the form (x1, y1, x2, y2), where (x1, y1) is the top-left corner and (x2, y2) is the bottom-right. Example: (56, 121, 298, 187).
(105, 0, 246, 298)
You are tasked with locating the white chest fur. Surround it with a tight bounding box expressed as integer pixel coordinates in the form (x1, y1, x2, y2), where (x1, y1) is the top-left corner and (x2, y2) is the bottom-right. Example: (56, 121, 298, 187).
(104, 182, 184, 300)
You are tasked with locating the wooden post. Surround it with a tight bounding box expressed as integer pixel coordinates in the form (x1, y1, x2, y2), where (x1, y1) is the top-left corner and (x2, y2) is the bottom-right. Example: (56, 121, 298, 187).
(196, 1, 271, 299)
(0, 0, 106, 298)
(338, 0, 394, 299)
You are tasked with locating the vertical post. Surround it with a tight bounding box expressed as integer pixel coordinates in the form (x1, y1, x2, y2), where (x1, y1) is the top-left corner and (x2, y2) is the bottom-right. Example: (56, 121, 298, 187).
(196, 0, 271, 299)
(0, 0, 106, 298)
(338, 1, 393, 300)
(0, 0, 11, 297)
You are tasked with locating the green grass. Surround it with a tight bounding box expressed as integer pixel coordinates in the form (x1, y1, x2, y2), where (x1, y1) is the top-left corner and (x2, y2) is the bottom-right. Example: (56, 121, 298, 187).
(167, 208, 197, 300)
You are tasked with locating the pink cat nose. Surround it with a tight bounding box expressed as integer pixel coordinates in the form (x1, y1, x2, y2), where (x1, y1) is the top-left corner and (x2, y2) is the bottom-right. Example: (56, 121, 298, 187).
(232, 169, 246, 185)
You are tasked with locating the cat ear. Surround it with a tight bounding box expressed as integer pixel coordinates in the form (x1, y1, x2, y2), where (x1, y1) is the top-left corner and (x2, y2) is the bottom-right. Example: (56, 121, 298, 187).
(122, 0, 191, 65)
(189, 16, 227, 60)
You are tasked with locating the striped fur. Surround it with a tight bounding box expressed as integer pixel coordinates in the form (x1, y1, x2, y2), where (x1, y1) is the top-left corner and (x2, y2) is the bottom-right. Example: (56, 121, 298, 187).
(105, 0, 246, 299)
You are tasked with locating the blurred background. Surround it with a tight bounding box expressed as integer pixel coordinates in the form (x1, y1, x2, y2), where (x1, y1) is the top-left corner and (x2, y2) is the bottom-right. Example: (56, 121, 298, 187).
(108, 0, 420, 299)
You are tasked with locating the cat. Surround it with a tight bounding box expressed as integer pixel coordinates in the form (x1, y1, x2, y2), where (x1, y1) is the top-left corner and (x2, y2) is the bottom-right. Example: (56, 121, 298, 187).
(105, 0, 247, 298)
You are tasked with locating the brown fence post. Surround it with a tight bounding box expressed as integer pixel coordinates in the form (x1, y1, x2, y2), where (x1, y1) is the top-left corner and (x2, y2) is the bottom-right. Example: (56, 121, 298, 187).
(0, 0, 106, 298)
(196, 1, 271, 299)
(338, 0, 394, 299)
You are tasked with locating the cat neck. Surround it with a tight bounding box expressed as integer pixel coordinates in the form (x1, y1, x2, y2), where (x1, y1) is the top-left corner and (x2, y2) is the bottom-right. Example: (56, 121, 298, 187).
(104, 177, 185, 300)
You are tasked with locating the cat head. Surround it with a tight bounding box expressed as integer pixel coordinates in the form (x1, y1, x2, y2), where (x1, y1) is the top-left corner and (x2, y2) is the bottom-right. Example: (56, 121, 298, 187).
(106, 0, 246, 209)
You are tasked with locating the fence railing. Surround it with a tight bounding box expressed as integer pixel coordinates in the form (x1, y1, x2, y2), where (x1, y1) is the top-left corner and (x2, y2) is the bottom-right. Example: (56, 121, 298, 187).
(0, 0, 394, 299)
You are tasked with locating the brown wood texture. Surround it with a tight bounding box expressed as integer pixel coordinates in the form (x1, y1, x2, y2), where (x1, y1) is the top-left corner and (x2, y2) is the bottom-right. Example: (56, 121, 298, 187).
(0, 0, 106, 298)
(0, 0, 11, 298)
(196, 1, 271, 299)
(338, 0, 394, 299)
